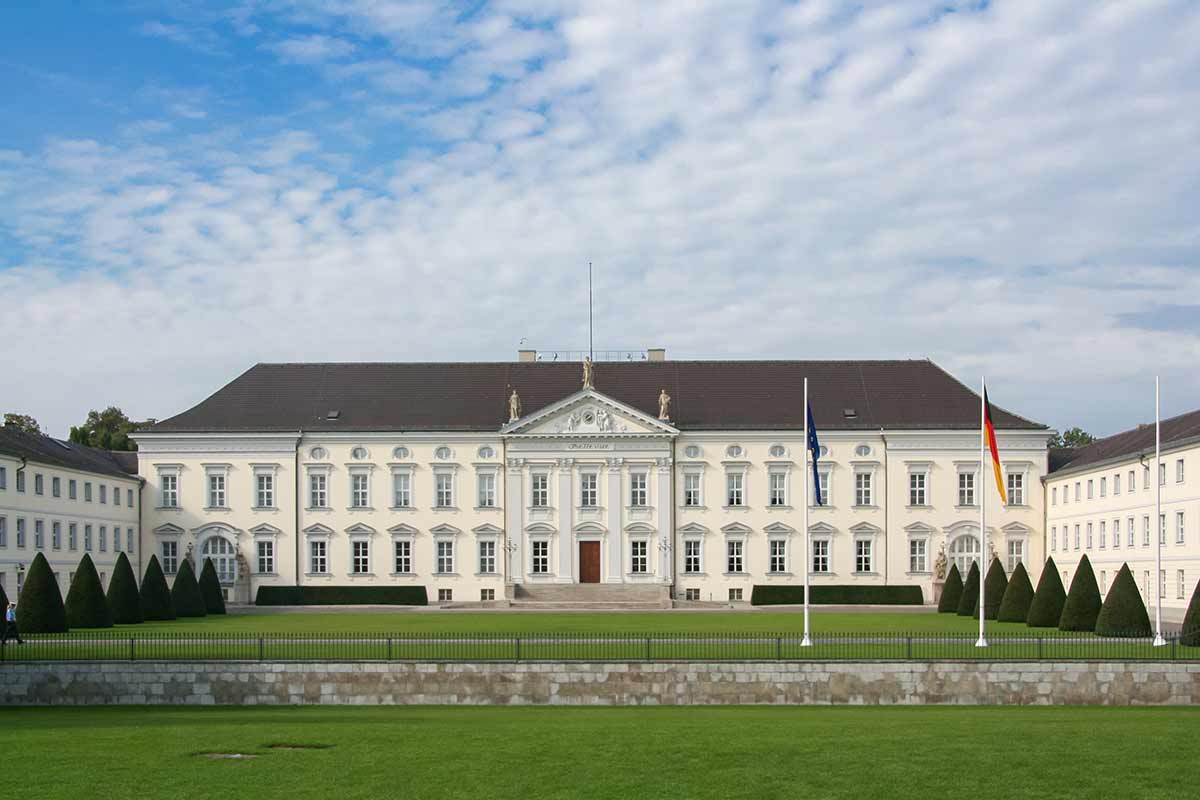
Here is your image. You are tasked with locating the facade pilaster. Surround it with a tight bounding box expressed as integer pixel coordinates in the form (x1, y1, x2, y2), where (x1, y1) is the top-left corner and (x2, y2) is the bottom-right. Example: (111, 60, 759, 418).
(505, 458, 524, 584)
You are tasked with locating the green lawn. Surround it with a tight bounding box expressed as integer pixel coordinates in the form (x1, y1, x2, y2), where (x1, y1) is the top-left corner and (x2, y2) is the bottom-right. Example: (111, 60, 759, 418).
(3, 706, 1197, 799)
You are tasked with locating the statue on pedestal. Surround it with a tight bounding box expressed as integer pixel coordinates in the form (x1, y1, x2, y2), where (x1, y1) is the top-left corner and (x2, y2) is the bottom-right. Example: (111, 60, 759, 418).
(508, 389, 522, 422)
(582, 357, 595, 390)
(658, 388, 671, 421)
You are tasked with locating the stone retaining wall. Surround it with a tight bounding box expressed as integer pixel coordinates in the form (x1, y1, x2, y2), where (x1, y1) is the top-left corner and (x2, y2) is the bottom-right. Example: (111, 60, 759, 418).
(3, 661, 1200, 706)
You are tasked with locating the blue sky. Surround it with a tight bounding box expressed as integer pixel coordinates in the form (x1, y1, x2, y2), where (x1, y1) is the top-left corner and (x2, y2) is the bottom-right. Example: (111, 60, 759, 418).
(2, 1, 1199, 438)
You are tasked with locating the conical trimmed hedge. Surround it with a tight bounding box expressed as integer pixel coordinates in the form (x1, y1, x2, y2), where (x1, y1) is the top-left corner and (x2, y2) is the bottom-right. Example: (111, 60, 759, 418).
(997, 562, 1035, 622)
(937, 563, 963, 613)
(957, 561, 981, 616)
(1181, 577, 1200, 647)
(983, 558, 1008, 620)
(16, 552, 68, 633)
(198, 558, 226, 615)
(64, 554, 113, 629)
(170, 558, 207, 618)
(0, 578, 8, 611)
(140, 554, 176, 621)
(1060, 555, 1102, 632)
(1027, 557, 1067, 628)
(1095, 563, 1152, 636)
(106, 551, 143, 624)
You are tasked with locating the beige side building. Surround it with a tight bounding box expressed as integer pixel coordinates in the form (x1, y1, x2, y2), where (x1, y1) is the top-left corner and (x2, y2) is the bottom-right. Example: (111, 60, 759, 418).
(1045, 409, 1200, 621)
(0, 427, 142, 599)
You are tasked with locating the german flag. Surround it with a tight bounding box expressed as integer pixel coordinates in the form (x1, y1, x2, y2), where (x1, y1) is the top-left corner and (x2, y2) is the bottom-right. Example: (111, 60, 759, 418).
(984, 387, 1008, 505)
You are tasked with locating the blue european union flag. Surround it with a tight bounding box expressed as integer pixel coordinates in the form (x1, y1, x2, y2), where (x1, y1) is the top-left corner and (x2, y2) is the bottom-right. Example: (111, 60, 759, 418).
(807, 403, 823, 506)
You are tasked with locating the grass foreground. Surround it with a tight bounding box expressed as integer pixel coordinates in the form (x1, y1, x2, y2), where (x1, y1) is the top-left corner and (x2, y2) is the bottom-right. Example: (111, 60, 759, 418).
(3, 705, 1198, 799)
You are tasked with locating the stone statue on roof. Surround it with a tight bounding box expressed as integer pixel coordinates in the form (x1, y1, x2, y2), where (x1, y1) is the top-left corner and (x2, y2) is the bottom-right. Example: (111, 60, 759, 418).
(658, 388, 671, 421)
(582, 357, 595, 390)
(508, 389, 522, 422)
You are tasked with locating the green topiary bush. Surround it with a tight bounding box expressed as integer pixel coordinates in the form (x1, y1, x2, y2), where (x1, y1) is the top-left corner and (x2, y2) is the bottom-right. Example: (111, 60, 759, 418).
(1095, 563, 1152, 637)
(1027, 557, 1068, 627)
(983, 558, 1008, 620)
(0, 578, 8, 611)
(170, 558, 207, 618)
(997, 562, 1035, 622)
(198, 558, 226, 615)
(1060, 555, 1102, 632)
(15, 552, 68, 633)
(106, 551, 143, 624)
(956, 561, 981, 617)
(749, 585, 923, 606)
(937, 563, 963, 613)
(64, 554, 113, 629)
(140, 555, 176, 621)
(1181, 577, 1200, 647)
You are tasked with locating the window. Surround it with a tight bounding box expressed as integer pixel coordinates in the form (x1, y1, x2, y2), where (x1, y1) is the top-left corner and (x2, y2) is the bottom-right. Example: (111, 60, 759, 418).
(1127, 516, 1135, 547)
(769, 472, 787, 506)
(1099, 521, 1107, 549)
(630, 472, 648, 507)
(532, 540, 550, 574)
(726, 472, 744, 507)
(127, 528, 134, 553)
(1100, 477, 1107, 497)
(726, 540, 744, 573)
(1075, 481, 1081, 501)
(310, 472, 328, 508)
(1179, 570, 1187, 600)
(1143, 465, 1150, 490)
(51, 521, 61, 550)
(531, 473, 549, 508)
(854, 472, 873, 506)
(949, 534, 979, 576)
(435, 446, 452, 460)
(390, 446, 407, 460)
(113, 485, 120, 506)
(684, 588, 701, 601)
(257, 540, 275, 574)
(34, 520, 45, 549)
(1007, 540, 1024, 573)
(1143, 515, 1150, 546)
(1177, 512, 1185, 544)
(1113, 519, 1120, 549)
(208, 474, 226, 508)
(352, 473, 370, 508)
(14, 518, 26, 548)
(909, 539, 928, 573)
(17, 471, 26, 493)
(477, 473, 496, 508)
(1160, 513, 1167, 545)
(958, 472, 976, 506)
(478, 445, 495, 459)
(1159, 463, 1167, 486)
(1114, 474, 1121, 495)
(351, 446, 369, 460)
(99, 484, 107, 504)
(1074, 524, 1080, 550)
(1086, 480, 1093, 500)
(1129, 469, 1136, 492)
(68, 479, 76, 499)
(1051, 526, 1057, 551)
(310, 540, 328, 574)
(1178, 459, 1185, 483)
(684, 445, 702, 459)
(161, 474, 178, 508)
(391, 472, 410, 508)
(1051, 486, 1057, 505)
(769, 539, 787, 573)
(1007, 472, 1024, 505)
(127, 489, 134, 507)
(51, 477, 60, 498)
(394, 539, 412, 573)
(98, 525, 106, 551)
(34, 474, 44, 496)
(438, 589, 453, 603)
(728, 588, 743, 602)
(256, 473, 275, 508)
(0, 467, 5, 490)
(481, 588, 495, 602)
(909, 472, 927, 506)
(855, 445, 872, 457)
(478, 540, 496, 574)
(1086, 523, 1092, 549)
(581, 473, 599, 508)
(814, 470, 830, 506)
(161, 540, 178, 574)
(1160, 569, 1167, 599)
(812, 539, 830, 573)
(770, 444, 787, 458)
(630, 540, 648, 574)
(68, 523, 77, 550)
(684, 540, 702, 574)
(855, 539, 873, 573)
(436, 540, 454, 574)
(81, 523, 90, 551)
(352, 540, 370, 574)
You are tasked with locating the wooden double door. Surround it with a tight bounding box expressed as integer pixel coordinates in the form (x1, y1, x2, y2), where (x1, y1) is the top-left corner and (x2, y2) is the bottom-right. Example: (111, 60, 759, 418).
(579, 541, 601, 583)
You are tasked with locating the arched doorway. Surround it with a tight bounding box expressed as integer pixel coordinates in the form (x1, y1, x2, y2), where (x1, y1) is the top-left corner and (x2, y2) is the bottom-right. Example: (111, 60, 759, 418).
(201, 535, 237, 583)
(949, 532, 980, 576)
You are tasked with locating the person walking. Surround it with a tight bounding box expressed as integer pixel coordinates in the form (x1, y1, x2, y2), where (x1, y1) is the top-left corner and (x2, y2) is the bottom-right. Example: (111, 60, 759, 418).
(2, 602, 22, 645)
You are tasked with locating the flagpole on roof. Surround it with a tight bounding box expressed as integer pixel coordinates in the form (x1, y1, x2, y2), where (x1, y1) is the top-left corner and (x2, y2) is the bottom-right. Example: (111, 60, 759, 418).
(977, 377, 988, 648)
(801, 376, 812, 647)
(1154, 376, 1166, 646)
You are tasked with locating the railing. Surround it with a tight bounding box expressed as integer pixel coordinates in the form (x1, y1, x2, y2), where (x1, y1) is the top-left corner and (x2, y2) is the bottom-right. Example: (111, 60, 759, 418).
(2, 631, 1197, 663)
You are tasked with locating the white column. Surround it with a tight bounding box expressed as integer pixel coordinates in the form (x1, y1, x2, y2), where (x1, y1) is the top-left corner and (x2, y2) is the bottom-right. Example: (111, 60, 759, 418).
(657, 457, 673, 583)
(606, 458, 623, 583)
(557, 460, 573, 582)
(504, 459, 524, 584)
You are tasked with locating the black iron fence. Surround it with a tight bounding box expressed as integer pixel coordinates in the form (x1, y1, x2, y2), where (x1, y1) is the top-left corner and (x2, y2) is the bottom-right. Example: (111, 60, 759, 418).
(2, 631, 1198, 663)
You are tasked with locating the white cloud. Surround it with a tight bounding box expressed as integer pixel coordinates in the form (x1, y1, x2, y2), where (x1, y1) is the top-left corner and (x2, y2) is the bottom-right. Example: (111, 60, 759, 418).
(264, 34, 356, 63)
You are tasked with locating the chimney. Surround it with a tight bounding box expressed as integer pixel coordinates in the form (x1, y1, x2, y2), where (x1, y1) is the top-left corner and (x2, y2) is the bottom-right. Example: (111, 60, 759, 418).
(647, 348, 666, 362)
(518, 349, 537, 363)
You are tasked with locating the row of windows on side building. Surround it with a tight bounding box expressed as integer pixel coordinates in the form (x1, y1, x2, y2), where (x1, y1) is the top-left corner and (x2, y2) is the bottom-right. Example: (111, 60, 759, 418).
(0, 467, 134, 506)
(1051, 459, 1186, 505)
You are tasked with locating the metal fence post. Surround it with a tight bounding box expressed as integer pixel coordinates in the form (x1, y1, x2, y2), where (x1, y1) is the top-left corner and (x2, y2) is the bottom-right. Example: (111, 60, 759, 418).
(645, 637, 652, 661)
(1037, 637, 1044, 660)
(129, 637, 135, 662)
(259, 637, 264, 662)
(906, 636, 913, 660)
(515, 636, 521, 662)
(387, 637, 393, 661)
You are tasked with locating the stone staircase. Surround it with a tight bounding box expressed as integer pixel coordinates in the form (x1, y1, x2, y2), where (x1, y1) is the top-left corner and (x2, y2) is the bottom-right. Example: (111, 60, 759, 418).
(509, 583, 671, 609)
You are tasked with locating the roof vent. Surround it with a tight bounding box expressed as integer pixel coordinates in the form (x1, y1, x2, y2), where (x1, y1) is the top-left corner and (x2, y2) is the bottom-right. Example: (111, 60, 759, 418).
(843, 408, 857, 419)
(52, 440, 72, 450)
(325, 410, 341, 421)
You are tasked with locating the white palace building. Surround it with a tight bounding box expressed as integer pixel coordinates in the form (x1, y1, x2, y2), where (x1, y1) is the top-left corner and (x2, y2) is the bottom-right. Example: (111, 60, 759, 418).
(130, 351, 1053, 607)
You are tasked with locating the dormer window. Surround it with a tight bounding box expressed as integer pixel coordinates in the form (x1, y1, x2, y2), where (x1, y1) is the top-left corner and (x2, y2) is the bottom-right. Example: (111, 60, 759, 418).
(325, 410, 341, 421)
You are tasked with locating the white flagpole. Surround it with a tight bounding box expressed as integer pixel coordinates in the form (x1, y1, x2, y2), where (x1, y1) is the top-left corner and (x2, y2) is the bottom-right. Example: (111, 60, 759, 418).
(977, 377, 988, 648)
(1154, 376, 1165, 646)
(802, 376, 812, 647)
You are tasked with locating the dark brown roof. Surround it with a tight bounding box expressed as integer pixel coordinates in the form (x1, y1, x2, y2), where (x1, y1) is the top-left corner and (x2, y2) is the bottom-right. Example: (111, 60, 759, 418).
(1048, 447, 1077, 473)
(1050, 408, 1200, 475)
(147, 360, 1046, 434)
(0, 427, 140, 479)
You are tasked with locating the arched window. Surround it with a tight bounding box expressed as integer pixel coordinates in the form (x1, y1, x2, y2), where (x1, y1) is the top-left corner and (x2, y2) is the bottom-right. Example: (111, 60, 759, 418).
(202, 536, 237, 583)
(949, 532, 980, 577)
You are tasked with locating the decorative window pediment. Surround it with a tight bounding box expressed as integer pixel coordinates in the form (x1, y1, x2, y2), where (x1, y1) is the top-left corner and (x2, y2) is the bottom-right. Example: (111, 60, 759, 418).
(153, 523, 185, 537)
(190, 521, 241, 538)
(250, 523, 282, 537)
(430, 523, 462, 537)
(679, 522, 710, 537)
(850, 521, 882, 537)
(388, 523, 419, 537)
(624, 522, 655, 535)
(808, 521, 837, 537)
(345, 523, 378, 537)
(472, 523, 503, 536)
(303, 523, 335, 537)
(764, 522, 796, 536)
(721, 522, 752, 536)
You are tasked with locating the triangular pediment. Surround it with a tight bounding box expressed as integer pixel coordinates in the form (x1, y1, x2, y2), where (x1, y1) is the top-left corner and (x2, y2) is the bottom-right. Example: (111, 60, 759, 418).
(502, 389, 678, 436)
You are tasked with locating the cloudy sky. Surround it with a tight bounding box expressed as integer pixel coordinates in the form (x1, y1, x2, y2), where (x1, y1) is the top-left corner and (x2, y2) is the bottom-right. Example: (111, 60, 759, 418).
(2, 0, 1198, 438)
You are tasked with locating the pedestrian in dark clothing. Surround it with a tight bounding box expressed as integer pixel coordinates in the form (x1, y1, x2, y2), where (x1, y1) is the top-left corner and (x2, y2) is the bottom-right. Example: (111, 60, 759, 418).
(2, 602, 22, 645)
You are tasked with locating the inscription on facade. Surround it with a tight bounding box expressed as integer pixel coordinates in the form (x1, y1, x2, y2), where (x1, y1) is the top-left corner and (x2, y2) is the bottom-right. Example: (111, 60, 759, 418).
(566, 442, 614, 451)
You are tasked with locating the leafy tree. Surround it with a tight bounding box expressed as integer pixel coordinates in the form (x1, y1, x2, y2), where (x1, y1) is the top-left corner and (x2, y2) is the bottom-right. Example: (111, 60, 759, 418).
(2, 413, 42, 434)
(997, 562, 1035, 622)
(1095, 564, 1152, 637)
(1181, 577, 1200, 647)
(983, 558, 1008, 620)
(106, 551, 143, 624)
(140, 555, 176, 621)
(1026, 557, 1068, 628)
(64, 554, 113, 629)
(1060, 555, 1102, 632)
(937, 563, 963, 613)
(15, 552, 68, 633)
(1049, 427, 1096, 448)
(68, 406, 153, 452)
(170, 558, 207, 618)
(198, 557, 227, 615)
(956, 561, 981, 617)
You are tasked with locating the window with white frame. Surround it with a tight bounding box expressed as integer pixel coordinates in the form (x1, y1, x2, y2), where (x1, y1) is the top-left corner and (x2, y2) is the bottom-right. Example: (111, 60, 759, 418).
(531, 473, 549, 508)
(1178, 459, 1186, 483)
(854, 471, 873, 506)
(1129, 469, 1136, 492)
(477, 472, 496, 508)
(1099, 520, 1107, 548)
(1007, 471, 1024, 506)
(726, 539, 744, 573)
(909, 471, 927, 506)
(34, 520, 44, 549)
(683, 472, 702, 507)
(1159, 463, 1167, 486)
(768, 539, 787, 573)
(855, 539, 873, 573)
(726, 471, 745, 507)
(160, 473, 179, 508)
(768, 471, 787, 507)
(351, 472, 371, 508)
(1087, 480, 1094, 499)
(436, 540, 454, 574)
(80, 523, 88, 551)
(127, 528, 134, 553)
(391, 471, 411, 508)
(1143, 465, 1150, 490)
(51, 477, 60, 498)
(1113, 519, 1121, 548)
(531, 540, 550, 574)
(1086, 523, 1093, 549)
(1051, 526, 1057, 551)
(1177, 511, 1185, 544)
(16, 471, 24, 493)
(958, 471, 976, 506)
(127, 488, 134, 507)
(1127, 516, 1135, 547)
(814, 469, 830, 506)
(68, 523, 76, 550)
(580, 472, 598, 508)
(207, 472, 227, 508)
(630, 472, 648, 507)
(1100, 477, 1107, 497)
(630, 540, 649, 574)
(478, 539, 496, 574)
(307, 470, 328, 509)
(1075, 481, 1082, 501)
(393, 539, 412, 574)
(1007, 540, 1024, 573)
(351, 540, 370, 574)
(257, 540, 275, 574)
(1160, 513, 1167, 545)
(1143, 515, 1150, 546)
(909, 539, 928, 573)
(51, 521, 61, 550)
(0, 466, 5, 490)
(1114, 473, 1121, 495)
(1052, 486, 1057, 505)
(1179, 570, 1187, 599)
(161, 540, 178, 574)
(683, 539, 702, 574)
(1074, 524, 1080, 550)
(99, 484, 106, 504)
(309, 539, 328, 574)
(68, 479, 76, 499)
(112, 485, 120, 506)
(34, 474, 44, 495)
(812, 539, 830, 573)
(255, 472, 275, 508)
